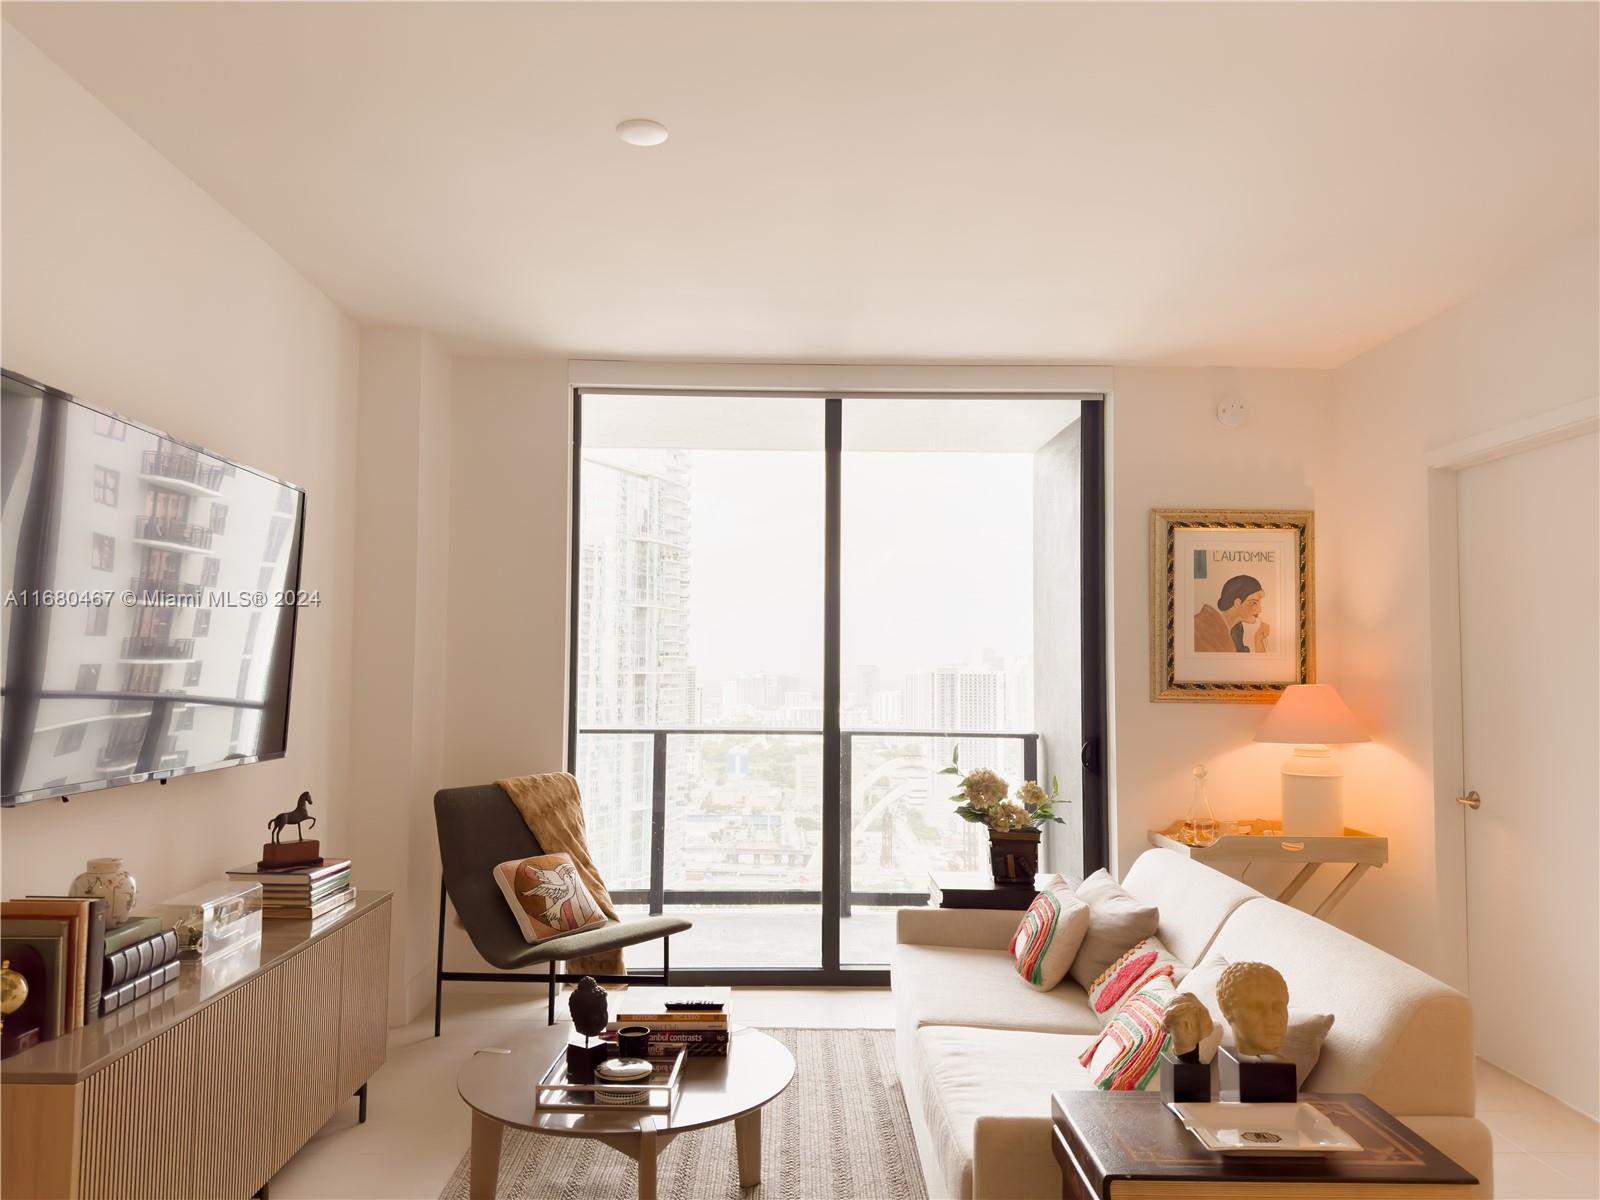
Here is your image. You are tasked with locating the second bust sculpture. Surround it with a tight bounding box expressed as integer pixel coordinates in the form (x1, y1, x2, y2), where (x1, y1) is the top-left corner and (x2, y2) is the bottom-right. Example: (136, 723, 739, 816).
(1161, 992, 1222, 1063)
(1216, 961, 1290, 1057)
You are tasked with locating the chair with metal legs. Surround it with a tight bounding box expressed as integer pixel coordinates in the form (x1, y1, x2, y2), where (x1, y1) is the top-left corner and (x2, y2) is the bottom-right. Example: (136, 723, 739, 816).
(432, 783, 690, 1035)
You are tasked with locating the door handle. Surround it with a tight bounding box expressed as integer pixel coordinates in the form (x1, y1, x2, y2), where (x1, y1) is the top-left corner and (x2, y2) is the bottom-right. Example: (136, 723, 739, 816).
(1456, 791, 1481, 809)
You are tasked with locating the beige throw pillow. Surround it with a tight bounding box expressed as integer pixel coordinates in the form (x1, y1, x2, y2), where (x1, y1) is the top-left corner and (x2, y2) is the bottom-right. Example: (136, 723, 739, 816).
(1178, 953, 1335, 1086)
(1067, 869, 1161, 991)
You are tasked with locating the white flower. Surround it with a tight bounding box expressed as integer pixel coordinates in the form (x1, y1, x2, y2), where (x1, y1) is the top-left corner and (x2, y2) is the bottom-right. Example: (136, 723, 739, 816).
(988, 801, 1032, 832)
(960, 768, 1008, 812)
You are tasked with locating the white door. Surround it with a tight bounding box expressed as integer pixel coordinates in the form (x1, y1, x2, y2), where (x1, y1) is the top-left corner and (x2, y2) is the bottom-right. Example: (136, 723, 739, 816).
(1457, 429, 1598, 1117)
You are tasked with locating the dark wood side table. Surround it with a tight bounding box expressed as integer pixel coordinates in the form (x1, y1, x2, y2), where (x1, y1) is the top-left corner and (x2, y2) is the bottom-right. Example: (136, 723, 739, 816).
(1050, 1091, 1477, 1198)
(929, 871, 1036, 911)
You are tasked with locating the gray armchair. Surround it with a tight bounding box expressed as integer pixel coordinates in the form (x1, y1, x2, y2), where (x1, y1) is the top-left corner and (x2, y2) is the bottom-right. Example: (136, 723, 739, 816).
(432, 783, 691, 1034)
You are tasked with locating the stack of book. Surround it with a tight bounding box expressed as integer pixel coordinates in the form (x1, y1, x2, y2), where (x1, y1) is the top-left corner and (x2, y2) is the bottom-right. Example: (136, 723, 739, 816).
(607, 988, 731, 1058)
(226, 858, 354, 920)
(98, 919, 180, 1015)
(1, 900, 184, 1053)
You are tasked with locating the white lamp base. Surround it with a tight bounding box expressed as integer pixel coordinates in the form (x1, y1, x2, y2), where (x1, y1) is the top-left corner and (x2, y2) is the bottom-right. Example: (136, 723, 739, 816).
(1280, 745, 1344, 836)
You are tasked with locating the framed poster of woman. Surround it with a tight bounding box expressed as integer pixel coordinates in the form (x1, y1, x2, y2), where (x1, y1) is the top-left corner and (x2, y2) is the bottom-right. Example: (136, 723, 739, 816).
(1150, 509, 1314, 702)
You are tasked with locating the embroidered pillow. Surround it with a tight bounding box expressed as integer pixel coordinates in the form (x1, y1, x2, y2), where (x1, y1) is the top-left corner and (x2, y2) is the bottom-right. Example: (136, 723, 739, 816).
(1078, 977, 1176, 1090)
(492, 853, 608, 944)
(1010, 885, 1091, 991)
(1087, 935, 1187, 1021)
(1066, 869, 1161, 991)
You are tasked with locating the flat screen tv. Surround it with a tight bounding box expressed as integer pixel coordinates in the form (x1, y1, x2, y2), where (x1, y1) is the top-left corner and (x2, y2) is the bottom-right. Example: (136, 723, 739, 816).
(1, 369, 306, 807)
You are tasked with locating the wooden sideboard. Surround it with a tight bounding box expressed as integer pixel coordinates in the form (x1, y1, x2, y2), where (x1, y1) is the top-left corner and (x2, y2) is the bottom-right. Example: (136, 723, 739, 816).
(2, 891, 392, 1200)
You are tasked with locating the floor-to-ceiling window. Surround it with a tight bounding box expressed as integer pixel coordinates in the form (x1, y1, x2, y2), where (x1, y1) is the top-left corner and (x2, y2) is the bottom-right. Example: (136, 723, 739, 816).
(570, 389, 1104, 982)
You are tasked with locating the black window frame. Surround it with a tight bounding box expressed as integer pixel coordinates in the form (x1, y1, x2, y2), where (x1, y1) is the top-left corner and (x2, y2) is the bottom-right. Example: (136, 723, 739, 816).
(564, 387, 1108, 986)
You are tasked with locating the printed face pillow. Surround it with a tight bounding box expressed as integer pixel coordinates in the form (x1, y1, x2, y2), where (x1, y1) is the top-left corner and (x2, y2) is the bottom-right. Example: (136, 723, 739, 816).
(493, 853, 608, 944)
(1010, 885, 1091, 991)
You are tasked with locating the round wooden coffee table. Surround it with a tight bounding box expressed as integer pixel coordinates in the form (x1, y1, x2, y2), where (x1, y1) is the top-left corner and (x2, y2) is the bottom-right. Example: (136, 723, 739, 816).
(457, 1026, 795, 1200)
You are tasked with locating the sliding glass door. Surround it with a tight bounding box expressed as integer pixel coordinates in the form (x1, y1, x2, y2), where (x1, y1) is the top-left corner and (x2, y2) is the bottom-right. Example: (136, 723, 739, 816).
(569, 390, 1105, 982)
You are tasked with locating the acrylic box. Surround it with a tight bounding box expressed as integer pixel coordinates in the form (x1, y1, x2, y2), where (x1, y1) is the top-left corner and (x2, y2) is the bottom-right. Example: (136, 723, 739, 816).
(159, 880, 263, 959)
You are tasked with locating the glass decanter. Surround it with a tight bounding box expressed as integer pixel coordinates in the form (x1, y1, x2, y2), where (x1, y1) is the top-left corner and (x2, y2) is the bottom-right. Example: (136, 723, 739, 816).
(1181, 763, 1219, 847)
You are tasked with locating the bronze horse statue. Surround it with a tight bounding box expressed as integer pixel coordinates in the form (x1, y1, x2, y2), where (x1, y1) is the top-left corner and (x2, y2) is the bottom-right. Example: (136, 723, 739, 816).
(267, 792, 316, 844)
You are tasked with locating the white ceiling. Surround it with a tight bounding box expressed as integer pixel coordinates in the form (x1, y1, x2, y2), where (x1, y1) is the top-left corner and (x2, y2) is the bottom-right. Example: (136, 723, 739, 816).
(5, 2, 1596, 368)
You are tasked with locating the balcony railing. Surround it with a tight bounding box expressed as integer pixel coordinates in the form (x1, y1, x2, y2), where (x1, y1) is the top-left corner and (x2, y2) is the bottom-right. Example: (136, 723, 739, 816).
(142, 450, 225, 491)
(122, 636, 196, 660)
(133, 516, 213, 550)
(576, 727, 1039, 917)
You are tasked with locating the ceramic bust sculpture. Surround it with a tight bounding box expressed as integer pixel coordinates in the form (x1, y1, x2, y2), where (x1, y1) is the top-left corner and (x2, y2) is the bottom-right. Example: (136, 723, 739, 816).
(1216, 961, 1290, 1056)
(1162, 992, 1222, 1063)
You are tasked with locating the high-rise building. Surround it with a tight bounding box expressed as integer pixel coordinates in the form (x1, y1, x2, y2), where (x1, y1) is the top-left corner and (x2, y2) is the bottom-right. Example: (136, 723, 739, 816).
(574, 449, 693, 885)
(909, 664, 1008, 772)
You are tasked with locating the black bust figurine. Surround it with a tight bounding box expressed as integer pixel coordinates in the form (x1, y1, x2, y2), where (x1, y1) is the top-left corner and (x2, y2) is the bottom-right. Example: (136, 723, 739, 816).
(570, 976, 609, 1039)
(565, 976, 613, 1083)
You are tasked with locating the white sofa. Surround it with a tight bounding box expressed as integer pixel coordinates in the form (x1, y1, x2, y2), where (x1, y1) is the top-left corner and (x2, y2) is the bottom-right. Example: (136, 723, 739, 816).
(892, 848, 1493, 1199)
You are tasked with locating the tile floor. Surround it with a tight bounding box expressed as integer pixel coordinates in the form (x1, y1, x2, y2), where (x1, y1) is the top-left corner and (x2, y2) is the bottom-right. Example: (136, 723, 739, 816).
(275, 988, 1596, 1200)
(1477, 1059, 1600, 1199)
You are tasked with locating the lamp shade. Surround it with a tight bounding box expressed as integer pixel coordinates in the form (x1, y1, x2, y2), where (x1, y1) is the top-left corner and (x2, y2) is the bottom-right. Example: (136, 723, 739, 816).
(1254, 684, 1369, 745)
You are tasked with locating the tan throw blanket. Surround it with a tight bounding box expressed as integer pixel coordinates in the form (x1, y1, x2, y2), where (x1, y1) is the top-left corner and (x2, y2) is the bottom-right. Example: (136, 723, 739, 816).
(495, 772, 624, 978)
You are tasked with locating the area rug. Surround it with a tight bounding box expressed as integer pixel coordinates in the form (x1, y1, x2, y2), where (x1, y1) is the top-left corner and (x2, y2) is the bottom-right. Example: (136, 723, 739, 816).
(439, 1028, 928, 1199)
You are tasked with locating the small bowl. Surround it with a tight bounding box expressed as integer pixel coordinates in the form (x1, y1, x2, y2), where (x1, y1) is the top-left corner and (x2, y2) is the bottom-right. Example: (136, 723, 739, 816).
(595, 1057, 653, 1105)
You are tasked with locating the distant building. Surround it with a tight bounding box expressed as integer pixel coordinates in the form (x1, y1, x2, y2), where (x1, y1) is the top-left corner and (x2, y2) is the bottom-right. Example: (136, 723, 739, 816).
(574, 449, 692, 884)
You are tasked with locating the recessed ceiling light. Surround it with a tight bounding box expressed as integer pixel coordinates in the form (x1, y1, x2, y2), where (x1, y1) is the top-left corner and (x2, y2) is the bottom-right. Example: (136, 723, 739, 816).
(616, 118, 669, 147)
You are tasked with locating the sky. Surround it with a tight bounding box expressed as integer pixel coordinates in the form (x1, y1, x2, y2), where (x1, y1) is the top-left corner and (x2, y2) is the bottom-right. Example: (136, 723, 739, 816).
(686, 450, 1035, 688)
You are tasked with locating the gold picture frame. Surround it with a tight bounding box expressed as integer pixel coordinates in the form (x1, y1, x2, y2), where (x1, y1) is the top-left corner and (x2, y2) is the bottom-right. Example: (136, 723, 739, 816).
(1150, 508, 1315, 703)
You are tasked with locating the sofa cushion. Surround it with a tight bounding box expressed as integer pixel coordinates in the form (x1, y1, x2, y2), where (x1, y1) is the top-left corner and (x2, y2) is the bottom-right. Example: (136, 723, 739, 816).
(915, 1024, 1097, 1200)
(1067, 869, 1161, 990)
(1009, 886, 1090, 991)
(893, 943, 1101, 1038)
(1086, 934, 1186, 1019)
(1207, 898, 1476, 1116)
(1121, 848, 1263, 967)
(1080, 977, 1177, 1090)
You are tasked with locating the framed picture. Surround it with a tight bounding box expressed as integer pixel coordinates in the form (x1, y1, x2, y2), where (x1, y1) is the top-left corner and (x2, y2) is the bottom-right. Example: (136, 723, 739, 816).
(1150, 509, 1314, 703)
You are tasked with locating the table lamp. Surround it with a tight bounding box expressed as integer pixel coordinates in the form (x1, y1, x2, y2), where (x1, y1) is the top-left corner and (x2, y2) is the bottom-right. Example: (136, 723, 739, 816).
(1254, 684, 1369, 836)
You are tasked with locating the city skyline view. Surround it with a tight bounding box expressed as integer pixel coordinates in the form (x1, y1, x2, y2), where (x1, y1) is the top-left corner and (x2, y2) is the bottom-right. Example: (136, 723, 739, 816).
(574, 402, 1066, 968)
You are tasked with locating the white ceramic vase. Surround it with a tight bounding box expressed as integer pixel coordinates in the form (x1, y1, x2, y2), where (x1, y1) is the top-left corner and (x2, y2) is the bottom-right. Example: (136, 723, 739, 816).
(69, 857, 139, 928)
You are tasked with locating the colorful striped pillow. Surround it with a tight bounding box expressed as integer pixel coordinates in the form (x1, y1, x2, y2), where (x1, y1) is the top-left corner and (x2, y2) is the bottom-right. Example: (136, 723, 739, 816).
(1009, 885, 1090, 991)
(1078, 979, 1176, 1090)
(1087, 935, 1186, 1019)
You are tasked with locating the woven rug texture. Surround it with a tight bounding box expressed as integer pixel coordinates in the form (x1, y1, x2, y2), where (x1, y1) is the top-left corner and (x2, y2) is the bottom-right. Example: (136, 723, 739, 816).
(439, 1028, 928, 1200)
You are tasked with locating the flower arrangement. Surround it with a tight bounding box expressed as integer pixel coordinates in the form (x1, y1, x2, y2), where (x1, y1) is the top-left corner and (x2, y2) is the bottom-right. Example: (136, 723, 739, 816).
(939, 747, 1065, 833)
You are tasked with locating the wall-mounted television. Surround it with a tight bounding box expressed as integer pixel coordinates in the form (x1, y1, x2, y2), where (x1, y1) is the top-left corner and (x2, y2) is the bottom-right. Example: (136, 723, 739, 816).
(1, 369, 306, 807)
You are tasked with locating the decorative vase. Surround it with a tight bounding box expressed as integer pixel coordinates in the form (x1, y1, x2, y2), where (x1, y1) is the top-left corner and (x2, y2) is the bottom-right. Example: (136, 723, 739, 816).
(988, 829, 1041, 886)
(69, 857, 138, 928)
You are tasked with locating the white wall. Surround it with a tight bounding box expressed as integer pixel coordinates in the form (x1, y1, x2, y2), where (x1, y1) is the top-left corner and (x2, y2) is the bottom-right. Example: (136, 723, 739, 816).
(1105, 367, 1339, 880)
(442, 358, 570, 785)
(433, 358, 575, 984)
(1327, 234, 1600, 982)
(0, 30, 360, 909)
(347, 327, 452, 1019)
